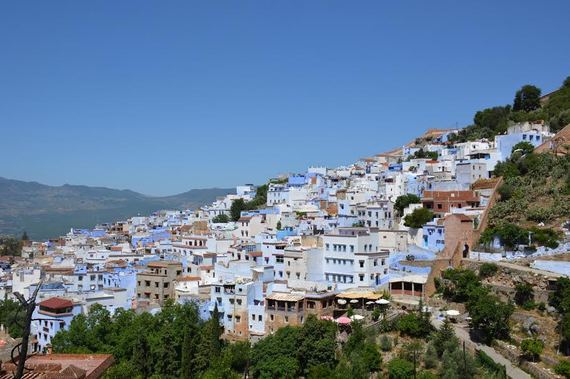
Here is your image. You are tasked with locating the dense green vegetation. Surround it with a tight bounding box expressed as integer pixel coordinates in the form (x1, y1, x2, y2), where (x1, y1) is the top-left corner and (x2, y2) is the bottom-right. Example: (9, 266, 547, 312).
(404, 207, 434, 229)
(49, 299, 503, 378)
(230, 184, 268, 221)
(394, 194, 421, 216)
(549, 277, 570, 356)
(477, 262, 498, 279)
(440, 268, 514, 344)
(211, 214, 230, 223)
(408, 149, 438, 161)
(0, 235, 23, 256)
(479, 144, 569, 249)
(449, 76, 570, 143)
(0, 299, 26, 338)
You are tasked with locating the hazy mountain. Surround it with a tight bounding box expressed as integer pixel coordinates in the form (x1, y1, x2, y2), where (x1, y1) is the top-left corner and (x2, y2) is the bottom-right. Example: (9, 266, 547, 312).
(0, 177, 233, 240)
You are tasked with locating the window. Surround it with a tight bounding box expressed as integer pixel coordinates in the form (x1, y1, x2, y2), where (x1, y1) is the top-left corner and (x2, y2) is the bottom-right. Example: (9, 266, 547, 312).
(359, 274, 364, 281)
(258, 315, 262, 321)
(164, 282, 169, 288)
(359, 260, 364, 268)
(215, 286, 221, 293)
(284, 316, 289, 323)
(270, 314, 274, 321)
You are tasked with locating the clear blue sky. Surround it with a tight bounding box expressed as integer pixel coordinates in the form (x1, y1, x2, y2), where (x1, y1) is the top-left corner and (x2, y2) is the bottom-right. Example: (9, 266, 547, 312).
(1, 1, 569, 195)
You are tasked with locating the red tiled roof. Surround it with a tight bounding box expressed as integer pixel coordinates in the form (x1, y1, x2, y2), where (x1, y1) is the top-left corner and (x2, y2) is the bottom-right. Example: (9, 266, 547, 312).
(39, 297, 73, 310)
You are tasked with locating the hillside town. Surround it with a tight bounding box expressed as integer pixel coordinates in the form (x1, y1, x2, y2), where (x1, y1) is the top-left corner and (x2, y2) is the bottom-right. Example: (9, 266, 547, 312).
(1, 119, 569, 377)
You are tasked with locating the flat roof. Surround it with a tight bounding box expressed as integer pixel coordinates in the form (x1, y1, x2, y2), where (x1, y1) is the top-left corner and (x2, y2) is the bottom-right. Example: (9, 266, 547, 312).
(266, 292, 304, 302)
(389, 275, 428, 284)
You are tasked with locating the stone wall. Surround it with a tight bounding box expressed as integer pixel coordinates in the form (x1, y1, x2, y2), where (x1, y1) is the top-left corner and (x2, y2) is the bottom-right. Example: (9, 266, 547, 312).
(462, 260, 556, 303)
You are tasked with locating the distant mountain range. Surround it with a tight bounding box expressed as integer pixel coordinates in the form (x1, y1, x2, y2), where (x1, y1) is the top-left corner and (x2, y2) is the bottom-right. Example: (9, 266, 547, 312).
(0, 177, 233, 240)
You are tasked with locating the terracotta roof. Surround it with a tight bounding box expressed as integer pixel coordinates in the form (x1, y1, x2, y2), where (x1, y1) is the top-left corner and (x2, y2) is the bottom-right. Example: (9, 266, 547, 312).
(39, 297, 73, 310)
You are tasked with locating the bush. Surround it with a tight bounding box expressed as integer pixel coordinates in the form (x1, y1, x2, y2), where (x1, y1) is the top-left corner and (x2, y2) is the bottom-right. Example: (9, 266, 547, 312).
(521, 338, 544, 361)
(555, 360, 570, 378)
(514, 282, 534, 307)
(423, 343, 438, 369)
(387, 358, 414, 379)
(478, 263, 498, 279)
(380, 335, 392, 352)
(372, 309, 381, 321)
(396, 312, 431, 338)
(498, 183, 515, 201)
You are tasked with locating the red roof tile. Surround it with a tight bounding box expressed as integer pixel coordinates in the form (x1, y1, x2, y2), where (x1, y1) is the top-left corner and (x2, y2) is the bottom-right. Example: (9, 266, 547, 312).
(39, 297, 73, 310)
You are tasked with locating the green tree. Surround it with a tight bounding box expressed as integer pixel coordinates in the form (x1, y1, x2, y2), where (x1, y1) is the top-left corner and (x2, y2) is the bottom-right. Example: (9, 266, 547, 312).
(0, 236, 22, 256)
(514, 282, 534, 308)
(212, 214, 230, 223)
(467, 293, 513, 343)
(297, 315, 337, 374)
(400, 341, 423, 377)
(132, 333, 151, 378)
(423, 343, 438, 369)
(360, 342, 382, 373)
(474, 105, 511, 134)
(394, 194, 421, 216)
(230, 199, 246, 221)
(250, 326, 301, 379)
(513, 84, 541, 112)
(404, 207, 434, 229)
(432, 318, 458, 357)
(0, 299, 26, 338)
(397, 312, 431, 338)
(439, 342, 477, 379)
(512, 141, 535, 156)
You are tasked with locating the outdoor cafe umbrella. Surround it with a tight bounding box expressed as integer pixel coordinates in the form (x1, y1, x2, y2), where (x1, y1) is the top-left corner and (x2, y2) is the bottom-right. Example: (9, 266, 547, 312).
(376, 299, 390, 305)
(446, 310, 460, 317)
(350, 314, 364, 321)
(337, 299, 347, 305)
(336, 316, 352, 325)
